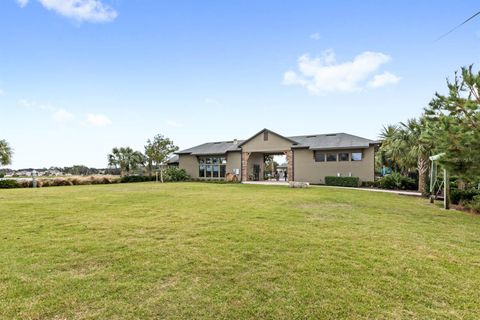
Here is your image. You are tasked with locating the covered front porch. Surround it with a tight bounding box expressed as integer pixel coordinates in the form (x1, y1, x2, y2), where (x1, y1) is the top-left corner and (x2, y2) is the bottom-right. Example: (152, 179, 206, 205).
(241, 150, 293, 182)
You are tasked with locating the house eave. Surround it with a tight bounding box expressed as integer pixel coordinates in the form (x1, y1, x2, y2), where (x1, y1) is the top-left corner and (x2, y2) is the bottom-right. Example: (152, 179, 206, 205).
(309, 145, 371, 151)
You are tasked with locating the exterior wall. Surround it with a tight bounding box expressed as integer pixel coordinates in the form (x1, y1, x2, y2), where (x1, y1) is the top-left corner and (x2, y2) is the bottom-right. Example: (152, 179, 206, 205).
(178, 154, 199, 179)
(226, 151, 241, 176)
(293, 146, 375, 184)
(241, 131, 293, 153)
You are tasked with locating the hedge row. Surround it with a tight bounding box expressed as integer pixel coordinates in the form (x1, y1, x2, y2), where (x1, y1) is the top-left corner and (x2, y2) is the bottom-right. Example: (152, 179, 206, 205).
(0, 168, 191, 189)
(451, 188, 480, 205)
(0, 180, 19, 188)
(120, 168, 190, 183)
(325, 176, 360, 187)
(0, 175, 121, 189)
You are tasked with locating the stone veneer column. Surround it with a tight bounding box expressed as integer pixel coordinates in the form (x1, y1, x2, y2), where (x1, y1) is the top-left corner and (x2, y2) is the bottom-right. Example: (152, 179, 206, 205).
(285, 150, 293, 182)
(241, 152, 250, 182)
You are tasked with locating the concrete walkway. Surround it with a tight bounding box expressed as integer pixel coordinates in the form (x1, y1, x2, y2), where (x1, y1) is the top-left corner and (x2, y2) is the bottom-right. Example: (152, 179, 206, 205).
(242, 181, 289, 186)
(312, 185, 422, 197)
(242, 181, 422, 197)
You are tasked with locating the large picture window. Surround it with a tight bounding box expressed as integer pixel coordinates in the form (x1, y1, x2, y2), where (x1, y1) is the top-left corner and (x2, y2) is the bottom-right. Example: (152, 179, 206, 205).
(314, 151, 325, 162)
(198, 156, 227, 178)
(351, 152, 363, 161)
(339, 152, 349, 161)
(326, 153, 337, 162)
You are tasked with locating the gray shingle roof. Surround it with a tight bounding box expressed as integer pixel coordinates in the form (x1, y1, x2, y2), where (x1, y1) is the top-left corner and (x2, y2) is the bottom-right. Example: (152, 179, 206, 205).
(166, 154, 179, 164)
(177, 132, 376, 155)
(289, 133, 376, 150)
(177, 140, 244, 155)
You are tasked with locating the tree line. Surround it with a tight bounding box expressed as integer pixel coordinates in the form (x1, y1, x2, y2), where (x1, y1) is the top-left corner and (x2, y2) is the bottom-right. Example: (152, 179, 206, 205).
(0, 134, 178, 178)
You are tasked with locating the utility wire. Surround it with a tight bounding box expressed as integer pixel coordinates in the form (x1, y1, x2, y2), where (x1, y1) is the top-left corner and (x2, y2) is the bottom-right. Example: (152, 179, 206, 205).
(436, 10, 480, 41)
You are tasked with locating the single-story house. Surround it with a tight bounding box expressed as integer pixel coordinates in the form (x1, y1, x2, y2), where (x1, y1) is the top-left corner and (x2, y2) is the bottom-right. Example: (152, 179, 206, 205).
(176, 128, 379, 184)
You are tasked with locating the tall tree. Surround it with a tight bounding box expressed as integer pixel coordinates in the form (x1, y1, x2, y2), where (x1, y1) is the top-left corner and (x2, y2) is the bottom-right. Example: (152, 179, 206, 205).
(0, 139, 13, 167)
(377, 125, 401, 172)
(425, 65, 480, 182)
(144, 134, 178, 177)
(107, 147, 144, 176)
(398, 118, 433, 195)
(378, 119, 433, 195)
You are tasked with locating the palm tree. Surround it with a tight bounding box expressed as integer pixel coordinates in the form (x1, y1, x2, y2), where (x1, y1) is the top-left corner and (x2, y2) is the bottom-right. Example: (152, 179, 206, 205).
(0, 139, 13, 166)
(398, 118, 434, 195)
(379, 119, 433, 195)
(377, 125, 402, 172)
(108, 147, 144, 176)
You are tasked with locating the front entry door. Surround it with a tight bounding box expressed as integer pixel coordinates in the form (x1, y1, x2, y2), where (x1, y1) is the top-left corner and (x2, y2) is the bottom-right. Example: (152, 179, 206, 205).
(253, 164, 260, 181)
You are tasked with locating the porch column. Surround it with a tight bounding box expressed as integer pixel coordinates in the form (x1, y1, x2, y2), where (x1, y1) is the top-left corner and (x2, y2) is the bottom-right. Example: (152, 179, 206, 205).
(285, 150, 293, 182)
(241, 152, 250, 182)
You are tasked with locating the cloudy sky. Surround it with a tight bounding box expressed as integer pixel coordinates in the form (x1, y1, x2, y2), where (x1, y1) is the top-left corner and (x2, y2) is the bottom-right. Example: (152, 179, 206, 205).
(1, 0, 480, 168)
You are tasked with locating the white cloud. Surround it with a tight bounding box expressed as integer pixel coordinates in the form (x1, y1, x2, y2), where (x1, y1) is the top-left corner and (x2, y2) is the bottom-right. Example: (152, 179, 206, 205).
(0, 89, 4, 96)
(16, 0, 117, 23)
(18, 99, 54, 112)
(204, 97, 221, 107)
(367, 71, 401, 88)
(309, 32, 321, 40)
(283, 49, 400, 94)
(52, 108, 74, 122)
(86, 113, 111, 126)
(167, 120, 183, 128)
(18, 99, 76, 123)
(16, 0, 29, 8)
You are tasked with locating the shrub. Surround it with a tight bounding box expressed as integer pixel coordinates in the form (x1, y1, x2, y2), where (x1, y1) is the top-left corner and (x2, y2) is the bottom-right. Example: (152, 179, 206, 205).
(120, 175, 155, 183)
(94, 176, 120, 184)
(361, 181, 375, 188)
(0, 179, 19, 189)
(17, 180, 33, 188)
(375, 173, 416, 190)
(52, 178, 73, 186)
(465, 195, 480, 213)
(40, 179, 54, 187)
(325, 176, 360, 187)
(67, 177, 84, 185)
(450, 188, 480, 205)
(65, 175, 121, 185)
(163, 167, 190, 182)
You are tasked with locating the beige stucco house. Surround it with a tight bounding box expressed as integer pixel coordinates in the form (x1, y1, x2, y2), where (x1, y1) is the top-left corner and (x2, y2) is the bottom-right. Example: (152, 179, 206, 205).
(177, 129, 378, 184)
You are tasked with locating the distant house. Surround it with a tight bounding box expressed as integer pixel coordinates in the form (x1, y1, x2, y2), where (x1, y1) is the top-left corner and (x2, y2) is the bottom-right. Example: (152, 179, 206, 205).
(176, 128, 379, 184)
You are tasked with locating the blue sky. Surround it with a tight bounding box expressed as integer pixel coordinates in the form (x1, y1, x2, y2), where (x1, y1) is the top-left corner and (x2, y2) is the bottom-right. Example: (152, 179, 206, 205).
(1, 0, 480, 169)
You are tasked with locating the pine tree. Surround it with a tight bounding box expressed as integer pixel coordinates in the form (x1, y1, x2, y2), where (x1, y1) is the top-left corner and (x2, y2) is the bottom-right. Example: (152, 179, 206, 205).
(425, 66, 480, 181)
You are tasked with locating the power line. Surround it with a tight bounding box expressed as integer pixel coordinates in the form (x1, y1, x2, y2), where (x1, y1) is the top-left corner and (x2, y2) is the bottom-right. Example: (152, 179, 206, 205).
(436, 10, 480, 41)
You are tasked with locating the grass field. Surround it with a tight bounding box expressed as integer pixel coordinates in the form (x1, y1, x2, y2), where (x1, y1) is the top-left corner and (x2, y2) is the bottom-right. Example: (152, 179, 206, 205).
(1, 182, 479, 319)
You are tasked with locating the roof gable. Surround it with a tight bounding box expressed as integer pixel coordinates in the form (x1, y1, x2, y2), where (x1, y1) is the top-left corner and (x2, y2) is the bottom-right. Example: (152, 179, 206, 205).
(237, 128, 297, 147)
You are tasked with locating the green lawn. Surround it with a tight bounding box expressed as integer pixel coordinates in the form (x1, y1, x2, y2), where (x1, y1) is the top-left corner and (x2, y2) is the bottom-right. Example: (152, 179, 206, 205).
(1, 183, 479, 319)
